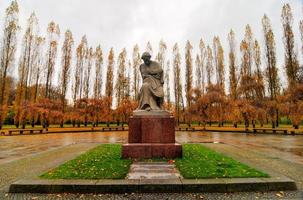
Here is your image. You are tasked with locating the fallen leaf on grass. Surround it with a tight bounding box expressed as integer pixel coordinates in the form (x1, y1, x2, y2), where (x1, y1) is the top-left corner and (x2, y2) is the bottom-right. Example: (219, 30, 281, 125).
(276, 191, 284, 198)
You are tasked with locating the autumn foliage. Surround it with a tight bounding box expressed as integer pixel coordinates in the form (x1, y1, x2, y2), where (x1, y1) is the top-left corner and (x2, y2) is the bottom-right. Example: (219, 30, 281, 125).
(0, 2, 302, 129)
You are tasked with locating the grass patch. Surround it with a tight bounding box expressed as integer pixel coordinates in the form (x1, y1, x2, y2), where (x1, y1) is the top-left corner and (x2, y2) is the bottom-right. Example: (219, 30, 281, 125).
(40, 143, 268, 180)
(40, 144, 131, 179)
(175, 144, 269, 179)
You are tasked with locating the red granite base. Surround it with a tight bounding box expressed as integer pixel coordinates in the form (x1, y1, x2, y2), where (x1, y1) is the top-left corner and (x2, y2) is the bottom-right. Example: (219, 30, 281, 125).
(121, 143, 182, 159)
(128, 115, 175, 143)
(122, 111, 182, 159)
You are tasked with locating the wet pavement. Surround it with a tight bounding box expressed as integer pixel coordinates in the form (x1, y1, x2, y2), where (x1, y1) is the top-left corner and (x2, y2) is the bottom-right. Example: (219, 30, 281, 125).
(0, 131, 303, 199)
(0, 131, 302, 165)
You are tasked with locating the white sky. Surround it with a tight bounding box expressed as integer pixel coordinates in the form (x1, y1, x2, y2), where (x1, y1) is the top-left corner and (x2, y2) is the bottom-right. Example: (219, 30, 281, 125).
(0, 0, 303, 102)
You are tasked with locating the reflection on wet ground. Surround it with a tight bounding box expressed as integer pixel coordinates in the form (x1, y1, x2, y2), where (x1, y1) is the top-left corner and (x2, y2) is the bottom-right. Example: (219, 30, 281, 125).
(0, 131, 302, 165)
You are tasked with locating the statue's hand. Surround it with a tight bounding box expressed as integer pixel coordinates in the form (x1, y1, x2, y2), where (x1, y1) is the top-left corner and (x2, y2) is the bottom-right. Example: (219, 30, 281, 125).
(143, 74, 151, 79)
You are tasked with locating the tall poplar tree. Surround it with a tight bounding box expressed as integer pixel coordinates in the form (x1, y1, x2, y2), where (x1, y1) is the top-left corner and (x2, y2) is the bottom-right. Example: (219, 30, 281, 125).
(0, 0, 19, 129)
(165, 60, 171, 105)
(146, 41, 153, 55)
(132, 44, 140, 100)
(105, 48, 114, 107)
(45, 21, 60, 98)
(156, 40, 167, 102)
(206, 45, 213, 86)
(195, 54, 202, 89)
(115, 48, 127, 106)
(228, 29, 238, 100)
(281, 3, 300, 85)
(213, 36, 225, 91)
(15, 12, 39, 128)
(185, 40, 193, 109)
(83, 47, 93, 99)
(198, 38, 207, 94)
(94, 45, 103, 99)
(262, 15, 279, 100)
(253, 40, 265, 100)
(173, 43, 184, 125)
(59, 30, 73, 127)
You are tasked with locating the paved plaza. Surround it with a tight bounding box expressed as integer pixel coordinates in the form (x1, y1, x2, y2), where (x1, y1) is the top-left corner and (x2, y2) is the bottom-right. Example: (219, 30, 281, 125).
(0, 131, 303, 199)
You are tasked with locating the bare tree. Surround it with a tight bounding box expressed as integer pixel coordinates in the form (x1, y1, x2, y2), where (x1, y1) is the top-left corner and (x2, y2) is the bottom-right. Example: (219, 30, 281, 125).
(198, 38, 207, 94)
(173, 43, 184, 125)
(15, 12, 39, 128)
(105, 48, 115, 107)
(206, 45, 213, 86)
(44, 21, 60, 98)
(145, 41, 153, 55)
(0, 0, 19, 129)
(253, 40, 265, 100)
(132, 44, 140, 100)
(262, 15, 280, 100)
(185, 40, 193, 109)
(228, 29, 238, 100)
(156, 40, 168, 102)
(94, 45, 103, 99)
(83, 47, 93, 99)
(213, 36, 225, 91)
(281, 3, 300, 85)
(165, 60, 171, 105)
(115, 48, 127, 106)
(59, 30, 73, 127)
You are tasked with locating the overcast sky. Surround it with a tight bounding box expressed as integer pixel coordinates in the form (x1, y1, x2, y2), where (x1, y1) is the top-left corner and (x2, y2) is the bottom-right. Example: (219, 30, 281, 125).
(0, 0, 303, 99)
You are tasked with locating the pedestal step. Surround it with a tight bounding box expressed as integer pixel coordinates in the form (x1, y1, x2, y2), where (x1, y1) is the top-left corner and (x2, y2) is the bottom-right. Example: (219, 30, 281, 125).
(122, 143, 182, 159)
(127, 162, 182, 179)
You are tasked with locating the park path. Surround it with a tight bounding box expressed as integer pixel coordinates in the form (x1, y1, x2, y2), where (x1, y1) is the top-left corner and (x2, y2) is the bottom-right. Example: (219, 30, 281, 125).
(203, 143, 303, 190)
(0, 143, 99, 192)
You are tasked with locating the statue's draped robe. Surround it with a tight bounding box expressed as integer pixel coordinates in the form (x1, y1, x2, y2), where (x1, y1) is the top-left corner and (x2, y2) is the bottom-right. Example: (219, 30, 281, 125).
(138, 61, 164, 110)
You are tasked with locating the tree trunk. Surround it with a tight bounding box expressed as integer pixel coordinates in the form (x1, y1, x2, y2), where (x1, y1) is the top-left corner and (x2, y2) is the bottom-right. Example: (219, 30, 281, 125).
(275, 109, 279, 127)
(31, 117, 35, 128)
(15, 121, 19, 128)
(271, 120, 275, 129)
(84, 115, 88, 127)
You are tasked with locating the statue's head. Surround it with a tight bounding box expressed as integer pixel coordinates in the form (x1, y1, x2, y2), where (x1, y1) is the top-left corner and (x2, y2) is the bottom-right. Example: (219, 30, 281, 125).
(141, 52, 151, 65)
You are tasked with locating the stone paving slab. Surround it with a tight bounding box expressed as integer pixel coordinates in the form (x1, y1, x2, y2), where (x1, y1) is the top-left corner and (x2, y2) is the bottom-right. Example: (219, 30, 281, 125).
(9, 175, 297, 194)
(127, 162, 182, 179)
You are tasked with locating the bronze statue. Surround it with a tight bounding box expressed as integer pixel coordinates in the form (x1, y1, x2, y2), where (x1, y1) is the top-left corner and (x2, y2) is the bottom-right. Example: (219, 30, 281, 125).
(137, 52, 164, 111)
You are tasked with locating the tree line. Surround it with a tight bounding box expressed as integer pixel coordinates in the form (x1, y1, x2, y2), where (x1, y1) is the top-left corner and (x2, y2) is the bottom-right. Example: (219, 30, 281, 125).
(0, 1, 302, 129)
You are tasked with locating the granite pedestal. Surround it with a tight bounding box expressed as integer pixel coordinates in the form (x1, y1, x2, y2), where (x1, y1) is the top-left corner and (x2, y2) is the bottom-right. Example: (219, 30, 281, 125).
(122, 110, 182, 159)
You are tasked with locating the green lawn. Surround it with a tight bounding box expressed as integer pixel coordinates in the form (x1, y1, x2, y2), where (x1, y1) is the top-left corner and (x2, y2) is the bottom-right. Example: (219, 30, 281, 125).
(175, 144, 269, 179)
(40, 144, 131, 179)
(40, 144, 268, 180)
